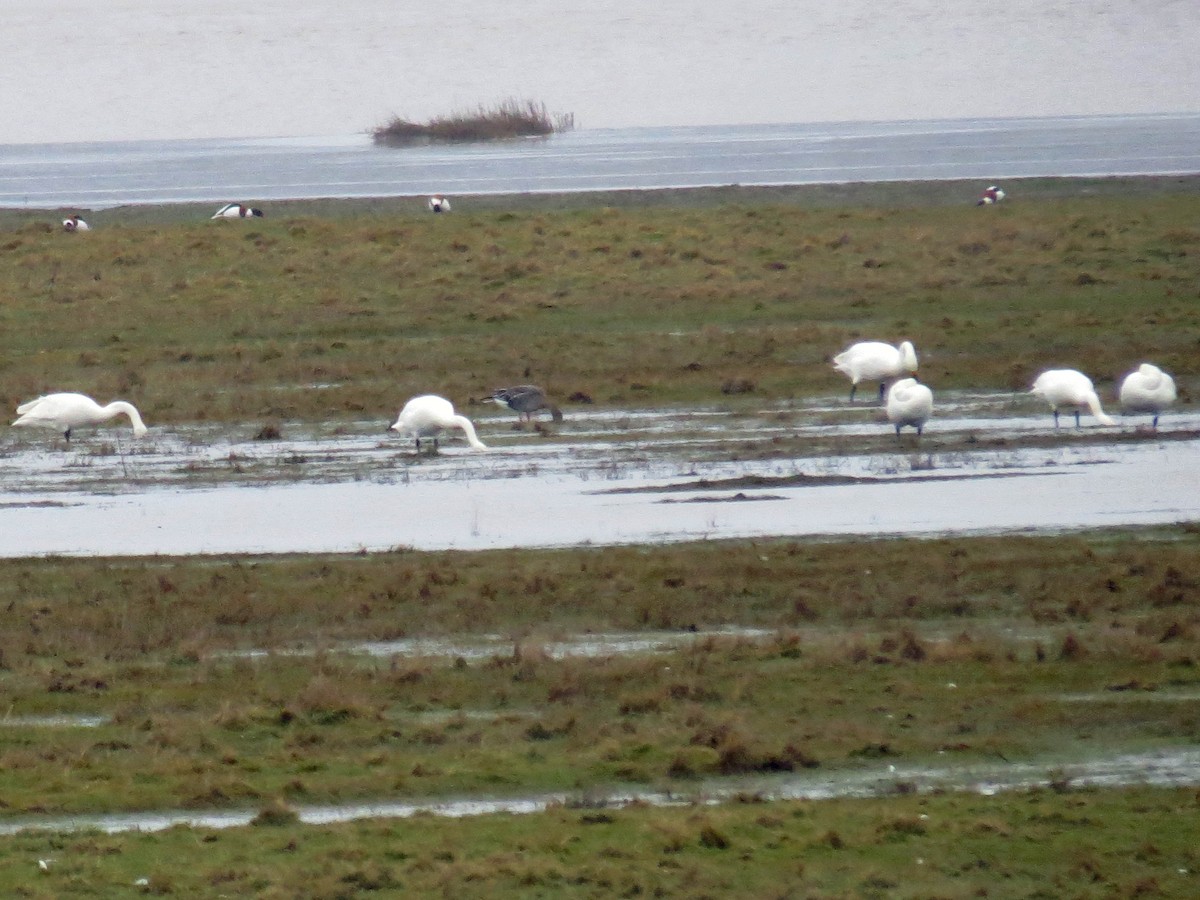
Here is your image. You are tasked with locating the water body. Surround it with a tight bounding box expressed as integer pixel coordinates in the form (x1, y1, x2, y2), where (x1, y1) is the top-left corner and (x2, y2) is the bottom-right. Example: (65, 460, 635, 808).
(3, 115, 1200, 209)
(1, 395, 1197, 557)
(4, 1, 1197, 146)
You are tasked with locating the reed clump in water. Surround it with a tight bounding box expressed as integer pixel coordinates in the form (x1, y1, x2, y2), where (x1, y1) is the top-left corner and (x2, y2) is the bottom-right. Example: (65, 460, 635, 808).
(372, 99, 574, 146)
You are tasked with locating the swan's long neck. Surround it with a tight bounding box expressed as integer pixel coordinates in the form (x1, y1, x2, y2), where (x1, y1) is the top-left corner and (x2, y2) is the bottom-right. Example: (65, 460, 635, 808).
(105, 402, 148, 436)
(452, 416, 487, 450)
(1086, 392, 1115, 426)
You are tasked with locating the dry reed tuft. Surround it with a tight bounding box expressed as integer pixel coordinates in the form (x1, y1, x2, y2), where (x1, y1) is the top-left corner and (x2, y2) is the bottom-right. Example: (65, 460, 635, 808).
(372, 99, 574, 146)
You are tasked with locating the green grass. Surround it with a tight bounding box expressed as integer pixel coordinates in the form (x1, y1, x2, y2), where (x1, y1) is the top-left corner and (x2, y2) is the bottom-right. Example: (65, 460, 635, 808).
(2, 788, 1197, 898)
(0, 530, 1197, 818)
(0, 181, 1196, 426)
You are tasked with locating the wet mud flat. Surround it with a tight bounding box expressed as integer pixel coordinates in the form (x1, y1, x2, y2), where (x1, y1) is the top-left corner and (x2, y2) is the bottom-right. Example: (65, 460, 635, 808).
(0, 391, 1196, 557)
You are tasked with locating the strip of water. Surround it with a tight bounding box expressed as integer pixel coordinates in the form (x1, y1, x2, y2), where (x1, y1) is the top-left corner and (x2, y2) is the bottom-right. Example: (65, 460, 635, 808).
(1, 748, 1195, 836)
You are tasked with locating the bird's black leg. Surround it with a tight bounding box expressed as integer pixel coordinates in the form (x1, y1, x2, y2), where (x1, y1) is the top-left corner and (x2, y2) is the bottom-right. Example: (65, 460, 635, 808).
(878, 382, 886, 402)
(849, 384, 857, 402)
(1074, 411, 1081, 428)
(1053, 410, 1060, 429)
(64, 428, 71, 443)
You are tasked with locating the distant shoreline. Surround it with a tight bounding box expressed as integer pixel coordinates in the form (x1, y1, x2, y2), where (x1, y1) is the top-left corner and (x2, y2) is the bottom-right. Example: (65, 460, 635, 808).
(2, 173, 1198, 228)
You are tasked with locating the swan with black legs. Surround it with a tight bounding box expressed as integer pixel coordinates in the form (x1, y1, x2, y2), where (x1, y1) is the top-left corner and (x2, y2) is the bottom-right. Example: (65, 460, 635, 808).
(1030, 369, 1115, 428)
(886, 377, 933, 436)
(832, 340, 918, 402)
(13, 392, 148, 443)
(1119, 363, 1176, 429)
(388, 395, 487, 453)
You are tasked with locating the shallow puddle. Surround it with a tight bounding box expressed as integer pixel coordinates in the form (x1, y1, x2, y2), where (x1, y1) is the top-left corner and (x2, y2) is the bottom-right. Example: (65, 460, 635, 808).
(0, 393, 1197, 556)
(232, 626, 777, 663)
(0, 714, 108, 729)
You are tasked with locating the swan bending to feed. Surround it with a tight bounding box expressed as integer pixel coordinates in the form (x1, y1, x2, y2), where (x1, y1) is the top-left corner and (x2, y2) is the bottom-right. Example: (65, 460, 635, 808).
(13, 392, 148, 442)
(1030, 369, 1115, 428)
(62, 215, 89, 232)
(427, 196, 451, 213)
(389, 395, 487, 452)
(212, 203, 264, 219)
(488, 385, 563, 424)
(1119, 363, 1176, 429)
(886, 378, 934, 435)
(832, 340, 919, 401)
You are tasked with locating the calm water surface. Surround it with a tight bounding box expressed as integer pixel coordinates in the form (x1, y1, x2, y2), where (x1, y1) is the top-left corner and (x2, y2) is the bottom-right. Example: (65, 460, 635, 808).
(4, 115, 1200, 209)
(2, 394, 1197, 557)
(2, 1, 1196, 144)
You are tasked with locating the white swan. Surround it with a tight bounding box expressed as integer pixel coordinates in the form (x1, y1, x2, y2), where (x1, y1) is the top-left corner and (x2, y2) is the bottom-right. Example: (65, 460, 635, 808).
(212, 203, 264, 219)
(389, 395, 487, 452)
(832, 340, 919, 401)
(886, 378, 934, 435)
(1119, 363, 1176, 429)
(62, 215, 89, 232)
(13, 392, 148, 442)
(1030, 369, 1115, 428)
(427, 196, 451, 213)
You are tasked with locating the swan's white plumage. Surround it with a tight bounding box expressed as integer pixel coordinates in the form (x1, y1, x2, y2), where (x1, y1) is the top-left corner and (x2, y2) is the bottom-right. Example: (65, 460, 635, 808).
(427, 196, 451, 213)
(13, 392, 148, 441)
(886, 378, 934, 435)
(389, 395, 486, 451)
(1030, 369, 1115, 427)
(832, 340, 919, 401)
(1119, 363, 1176, 428)
(62, 215, 89, 232)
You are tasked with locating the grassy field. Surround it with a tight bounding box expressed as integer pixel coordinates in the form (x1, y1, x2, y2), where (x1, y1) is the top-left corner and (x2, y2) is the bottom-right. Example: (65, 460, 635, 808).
(0, 178, 1196, 427)
(1, 180, 1199, 896)
(3, 787, 1197, 897)
(0, 530, 1197, 895)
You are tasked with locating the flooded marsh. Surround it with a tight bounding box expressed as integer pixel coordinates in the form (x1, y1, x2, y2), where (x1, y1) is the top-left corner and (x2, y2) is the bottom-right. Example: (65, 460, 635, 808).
(2, 184, 1199, 893)
(1, 391, 1198, 556)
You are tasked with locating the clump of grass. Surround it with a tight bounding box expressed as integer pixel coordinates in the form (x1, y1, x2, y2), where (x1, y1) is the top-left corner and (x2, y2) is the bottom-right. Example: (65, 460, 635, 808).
(372, 99, 574, 146)
(250, 798, 299, 826)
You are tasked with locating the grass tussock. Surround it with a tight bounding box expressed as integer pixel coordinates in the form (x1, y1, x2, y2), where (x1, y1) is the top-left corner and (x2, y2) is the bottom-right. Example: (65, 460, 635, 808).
(372, 99, 574, 146)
